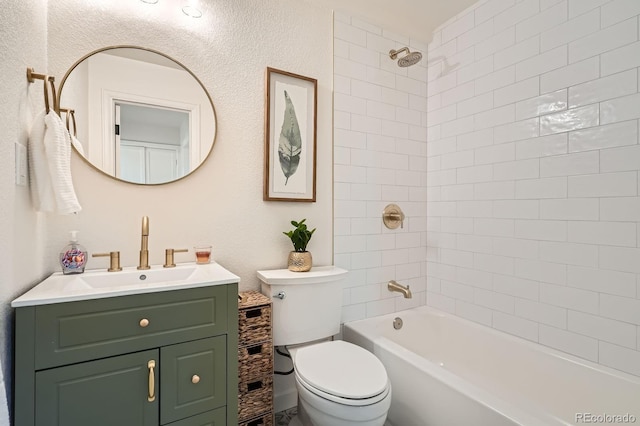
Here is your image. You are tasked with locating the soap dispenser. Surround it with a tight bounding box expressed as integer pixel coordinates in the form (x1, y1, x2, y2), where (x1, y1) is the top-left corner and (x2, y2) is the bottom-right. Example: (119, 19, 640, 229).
(59, 230, 87, 274)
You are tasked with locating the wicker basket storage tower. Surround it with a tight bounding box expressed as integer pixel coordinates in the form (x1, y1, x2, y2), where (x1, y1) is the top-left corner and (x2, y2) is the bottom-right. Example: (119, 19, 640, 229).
(238, 291, 274, 426)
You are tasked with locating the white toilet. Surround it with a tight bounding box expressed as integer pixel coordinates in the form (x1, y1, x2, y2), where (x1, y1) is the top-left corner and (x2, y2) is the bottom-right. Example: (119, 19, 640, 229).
(257, 266, 391, 426)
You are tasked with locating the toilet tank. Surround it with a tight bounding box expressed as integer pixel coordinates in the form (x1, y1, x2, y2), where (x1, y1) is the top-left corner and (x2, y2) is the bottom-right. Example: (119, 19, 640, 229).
(257, 266, 348, 346)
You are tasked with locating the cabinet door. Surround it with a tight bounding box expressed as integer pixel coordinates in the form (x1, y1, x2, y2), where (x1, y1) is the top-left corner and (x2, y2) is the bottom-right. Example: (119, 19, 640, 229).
(35, 349, 158, 426)
(161, 336, 227, 424)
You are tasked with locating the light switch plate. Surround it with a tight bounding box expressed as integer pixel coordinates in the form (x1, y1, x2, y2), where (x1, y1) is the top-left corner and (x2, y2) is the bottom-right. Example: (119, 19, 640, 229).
(15, 142, 27, 186)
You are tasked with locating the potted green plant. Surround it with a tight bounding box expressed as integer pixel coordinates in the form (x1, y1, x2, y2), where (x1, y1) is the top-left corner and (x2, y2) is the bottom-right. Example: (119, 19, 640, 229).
(283, 219, 316, 272)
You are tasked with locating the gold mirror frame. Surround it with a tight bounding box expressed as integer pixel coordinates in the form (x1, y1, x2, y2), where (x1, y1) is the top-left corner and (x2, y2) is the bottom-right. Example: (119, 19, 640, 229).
(58, 45, 217, 186)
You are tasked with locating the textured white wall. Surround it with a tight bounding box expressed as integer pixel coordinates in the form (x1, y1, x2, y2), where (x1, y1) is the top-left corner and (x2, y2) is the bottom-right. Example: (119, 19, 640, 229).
(332, 13, 429, 322)
(45, 0, 334, 291)
(427, 0, 640, 377)
(0, 0, 51, 414)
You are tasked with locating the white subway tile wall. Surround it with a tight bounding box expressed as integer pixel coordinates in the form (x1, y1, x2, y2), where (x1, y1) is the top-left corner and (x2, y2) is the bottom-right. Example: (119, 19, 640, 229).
(334, 13, 428, 322)
(425, 0, 640, 377)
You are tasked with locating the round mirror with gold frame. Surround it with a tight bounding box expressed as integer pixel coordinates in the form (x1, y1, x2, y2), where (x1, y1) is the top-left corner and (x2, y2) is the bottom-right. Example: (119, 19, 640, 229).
(58, 46, 217, 185)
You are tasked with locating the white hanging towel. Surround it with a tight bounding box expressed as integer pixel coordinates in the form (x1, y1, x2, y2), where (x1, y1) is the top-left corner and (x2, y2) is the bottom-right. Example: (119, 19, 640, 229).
(27, 109, 56, 212)
(44, 111, 82, 214)
(27, 109, 82, 214)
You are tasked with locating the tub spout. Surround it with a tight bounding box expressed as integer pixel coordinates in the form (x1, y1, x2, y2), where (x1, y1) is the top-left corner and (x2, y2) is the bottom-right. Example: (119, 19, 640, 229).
(388, 280, 412, 298)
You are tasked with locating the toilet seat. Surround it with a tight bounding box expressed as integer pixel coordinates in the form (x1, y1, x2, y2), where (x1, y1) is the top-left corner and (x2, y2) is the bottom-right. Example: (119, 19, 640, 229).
(296, 373, 391, 407)
(293, 340, 390, 406)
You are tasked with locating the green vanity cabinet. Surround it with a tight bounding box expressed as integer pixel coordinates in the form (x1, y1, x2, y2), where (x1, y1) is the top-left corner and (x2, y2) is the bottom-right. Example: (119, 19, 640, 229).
(14, 283, 239, 426)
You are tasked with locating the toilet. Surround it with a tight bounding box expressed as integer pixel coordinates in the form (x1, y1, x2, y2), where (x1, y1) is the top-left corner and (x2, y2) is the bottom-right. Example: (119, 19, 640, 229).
(257, 266, 391, 426)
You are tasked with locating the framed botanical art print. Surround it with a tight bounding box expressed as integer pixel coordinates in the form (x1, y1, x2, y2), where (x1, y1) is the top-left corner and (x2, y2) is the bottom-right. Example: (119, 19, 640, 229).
(264, 67, 317, 202)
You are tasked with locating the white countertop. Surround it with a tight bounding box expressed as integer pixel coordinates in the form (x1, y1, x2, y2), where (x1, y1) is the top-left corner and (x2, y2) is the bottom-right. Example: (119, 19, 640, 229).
(11, 262, 240, 307)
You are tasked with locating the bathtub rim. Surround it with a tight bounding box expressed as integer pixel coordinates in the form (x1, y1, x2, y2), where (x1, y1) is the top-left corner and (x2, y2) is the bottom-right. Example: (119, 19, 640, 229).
(343, 305, 640, 387)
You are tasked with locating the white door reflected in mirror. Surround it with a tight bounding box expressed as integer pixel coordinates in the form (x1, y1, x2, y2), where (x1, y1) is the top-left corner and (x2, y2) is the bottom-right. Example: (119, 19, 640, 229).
(59, 46, 216, 185)
(116, 103, 189, 184)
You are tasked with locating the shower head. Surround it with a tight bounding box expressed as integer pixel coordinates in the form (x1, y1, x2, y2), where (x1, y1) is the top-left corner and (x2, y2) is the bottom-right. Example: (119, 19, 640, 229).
(389, 47, 423, 67)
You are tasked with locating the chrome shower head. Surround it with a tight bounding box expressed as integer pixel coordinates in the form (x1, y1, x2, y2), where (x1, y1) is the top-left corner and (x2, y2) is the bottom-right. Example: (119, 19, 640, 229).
(389, 47, 423, 67)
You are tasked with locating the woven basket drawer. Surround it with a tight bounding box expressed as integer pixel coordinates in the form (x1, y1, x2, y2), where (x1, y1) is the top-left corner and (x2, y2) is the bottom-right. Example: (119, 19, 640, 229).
(238, 305, 271, 345)
(238, 411, 274, 426)
(238, 375, 273, 422)
(239, 342, 273, 382)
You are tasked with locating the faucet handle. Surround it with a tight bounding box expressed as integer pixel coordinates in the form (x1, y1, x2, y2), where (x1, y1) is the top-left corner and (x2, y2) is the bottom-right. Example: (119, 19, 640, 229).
(383, 204, 405, 229)
(164, 248, 188, 268)
(93, 251, 123, 272)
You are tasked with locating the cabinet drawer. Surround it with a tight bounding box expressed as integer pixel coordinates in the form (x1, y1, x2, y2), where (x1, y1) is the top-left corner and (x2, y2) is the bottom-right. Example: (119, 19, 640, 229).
(239, 412, 274, 426)
(34, 286, 228, 369)
(165, 407, 226, 425)
(238, 342, 273, 382)
(238, 305, 271, 346)
(161, 337, 227, 425)
(238, 375, 273, 422)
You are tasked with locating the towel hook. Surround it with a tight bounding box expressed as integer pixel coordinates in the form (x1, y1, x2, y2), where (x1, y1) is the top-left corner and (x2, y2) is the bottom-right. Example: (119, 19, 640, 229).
(26, 67, 59, 115)
(26, 67, 46, 84)
(49, 77, 59, 115)
(60, 108, 77, 137)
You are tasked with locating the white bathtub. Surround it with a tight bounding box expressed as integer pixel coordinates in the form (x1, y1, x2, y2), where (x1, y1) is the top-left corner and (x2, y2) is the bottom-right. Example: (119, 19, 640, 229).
(343, 306, 640, 426)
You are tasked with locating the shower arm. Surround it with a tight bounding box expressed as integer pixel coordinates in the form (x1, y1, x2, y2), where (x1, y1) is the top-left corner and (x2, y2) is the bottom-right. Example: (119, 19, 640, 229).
(389, 47, 410, 60)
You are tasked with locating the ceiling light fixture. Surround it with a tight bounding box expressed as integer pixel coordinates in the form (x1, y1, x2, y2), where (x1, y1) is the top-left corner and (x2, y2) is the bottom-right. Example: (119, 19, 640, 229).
(140, 0, 159, 4)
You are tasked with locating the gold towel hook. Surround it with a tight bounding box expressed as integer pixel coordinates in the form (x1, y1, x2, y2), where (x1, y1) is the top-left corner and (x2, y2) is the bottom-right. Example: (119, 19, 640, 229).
(60, 108, 77, 137)
(48, 76, 59, 115)
(26, 67, 59, 115)
(26, 67, 46, 83)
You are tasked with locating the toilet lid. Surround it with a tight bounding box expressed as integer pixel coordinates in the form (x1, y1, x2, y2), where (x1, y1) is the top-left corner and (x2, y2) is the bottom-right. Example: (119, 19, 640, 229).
(294, 340, 388, 399)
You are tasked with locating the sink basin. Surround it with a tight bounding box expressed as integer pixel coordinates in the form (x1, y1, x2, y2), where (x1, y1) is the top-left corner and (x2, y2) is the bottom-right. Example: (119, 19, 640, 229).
(81, 266, 197, 288)
(11, 262, 240, 307)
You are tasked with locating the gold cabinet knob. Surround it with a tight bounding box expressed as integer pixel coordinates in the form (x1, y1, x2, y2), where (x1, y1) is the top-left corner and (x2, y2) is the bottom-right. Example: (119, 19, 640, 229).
(139, 318, 150, 328)
(191, 375, 200, 384)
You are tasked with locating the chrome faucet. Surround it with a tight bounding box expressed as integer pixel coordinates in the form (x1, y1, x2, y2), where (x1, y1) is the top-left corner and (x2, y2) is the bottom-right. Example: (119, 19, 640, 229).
(137, 216, 150, 270)
(388, 280, 412, 298)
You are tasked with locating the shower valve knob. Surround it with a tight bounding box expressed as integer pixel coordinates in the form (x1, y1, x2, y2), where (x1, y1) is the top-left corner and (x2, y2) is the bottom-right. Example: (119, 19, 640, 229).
(383, 204, 405, 230)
